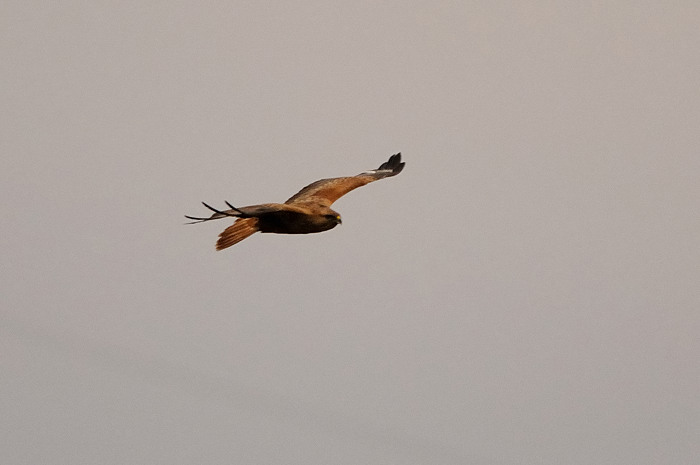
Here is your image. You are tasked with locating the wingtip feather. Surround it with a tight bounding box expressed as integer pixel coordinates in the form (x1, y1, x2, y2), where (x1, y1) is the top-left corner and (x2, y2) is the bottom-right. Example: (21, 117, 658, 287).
(378, 152, 405, 175)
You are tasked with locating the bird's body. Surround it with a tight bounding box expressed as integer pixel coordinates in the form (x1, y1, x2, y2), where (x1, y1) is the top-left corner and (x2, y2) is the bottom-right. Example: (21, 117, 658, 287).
(186, 153, 405, 250)
(234, 204, 341, 234)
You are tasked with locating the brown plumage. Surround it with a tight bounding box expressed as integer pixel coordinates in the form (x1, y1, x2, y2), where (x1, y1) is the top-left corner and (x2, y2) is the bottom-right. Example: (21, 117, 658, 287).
(186, 153, 405, 250)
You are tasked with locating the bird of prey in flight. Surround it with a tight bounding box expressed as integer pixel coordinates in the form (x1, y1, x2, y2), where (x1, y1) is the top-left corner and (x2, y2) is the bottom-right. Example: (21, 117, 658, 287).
(186, 153, 405, 250)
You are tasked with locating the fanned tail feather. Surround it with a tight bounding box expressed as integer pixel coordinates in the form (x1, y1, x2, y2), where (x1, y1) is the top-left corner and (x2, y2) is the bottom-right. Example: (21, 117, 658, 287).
(216, 218, 259, 250)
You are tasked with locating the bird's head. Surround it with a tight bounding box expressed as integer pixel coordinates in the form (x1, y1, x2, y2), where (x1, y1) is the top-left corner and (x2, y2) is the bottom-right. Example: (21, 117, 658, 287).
(325, 212, 342, 225)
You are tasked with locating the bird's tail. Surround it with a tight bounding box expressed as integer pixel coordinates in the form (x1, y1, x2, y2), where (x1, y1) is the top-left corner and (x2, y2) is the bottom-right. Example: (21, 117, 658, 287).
(216, 218, 259, 250)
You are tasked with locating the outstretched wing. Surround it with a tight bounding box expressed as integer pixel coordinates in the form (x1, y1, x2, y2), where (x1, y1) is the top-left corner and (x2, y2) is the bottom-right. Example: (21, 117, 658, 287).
(285, 153, 405, 207)
(185, 202, 300, 224)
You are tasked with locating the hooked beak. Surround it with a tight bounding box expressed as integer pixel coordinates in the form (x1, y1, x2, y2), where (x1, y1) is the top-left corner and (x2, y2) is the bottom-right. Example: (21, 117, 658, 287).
(336, 215, 342, 224)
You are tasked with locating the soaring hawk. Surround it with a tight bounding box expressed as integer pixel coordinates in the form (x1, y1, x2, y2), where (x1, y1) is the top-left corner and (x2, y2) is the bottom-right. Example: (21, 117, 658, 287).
(186, 153, 405, 250)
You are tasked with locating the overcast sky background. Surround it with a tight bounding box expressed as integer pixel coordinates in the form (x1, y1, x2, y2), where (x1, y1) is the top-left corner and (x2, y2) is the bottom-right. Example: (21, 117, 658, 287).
(2, 2, 699, 464)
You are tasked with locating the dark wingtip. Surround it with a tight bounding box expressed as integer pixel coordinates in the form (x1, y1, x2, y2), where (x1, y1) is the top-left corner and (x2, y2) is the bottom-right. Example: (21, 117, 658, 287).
(184, 215, 207, 224)
(202, 201, 240, 217)
(202, 201, 219, 214)
(224, 201, 246, 216)
(380, 152, 404, 174)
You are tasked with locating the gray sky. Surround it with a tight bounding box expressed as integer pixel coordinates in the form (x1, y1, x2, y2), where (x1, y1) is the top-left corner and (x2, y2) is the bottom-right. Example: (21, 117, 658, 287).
(2, 1, 698, 464)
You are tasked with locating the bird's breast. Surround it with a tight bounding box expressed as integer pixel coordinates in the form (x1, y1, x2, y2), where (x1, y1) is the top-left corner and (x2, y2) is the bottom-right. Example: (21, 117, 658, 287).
(257, 211, 338, 234)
